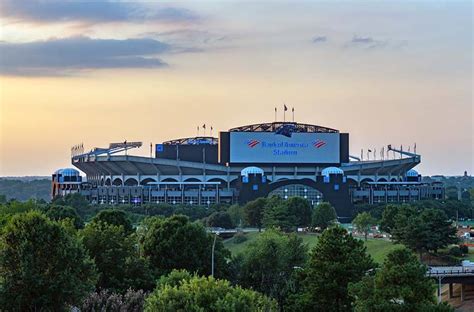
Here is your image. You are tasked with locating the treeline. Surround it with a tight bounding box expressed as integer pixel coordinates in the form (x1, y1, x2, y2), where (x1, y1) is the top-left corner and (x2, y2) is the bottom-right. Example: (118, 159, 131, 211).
(355, 199, 473, 220)
(0, 197, 457, 311)
(0, 178, 51, 201)
(50, 193, 337, 232)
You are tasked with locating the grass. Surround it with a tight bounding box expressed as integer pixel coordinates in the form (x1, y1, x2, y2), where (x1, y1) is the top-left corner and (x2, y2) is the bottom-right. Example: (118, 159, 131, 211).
(223, 231, 402, 264)
(465, 248, 474, 261)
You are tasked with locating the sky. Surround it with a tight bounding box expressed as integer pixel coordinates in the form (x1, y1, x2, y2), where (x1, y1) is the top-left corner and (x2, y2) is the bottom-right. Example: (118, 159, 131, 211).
(0, 0, 472, 176)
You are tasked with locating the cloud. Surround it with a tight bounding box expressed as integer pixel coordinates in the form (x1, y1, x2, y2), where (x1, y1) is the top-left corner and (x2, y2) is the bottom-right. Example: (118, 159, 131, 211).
(142, 29, 231, 47)
(0, 36, 171, 76)
(348, 35, 387, 49)
(312, 36, 327, 44)
(0, 0, 198, 24)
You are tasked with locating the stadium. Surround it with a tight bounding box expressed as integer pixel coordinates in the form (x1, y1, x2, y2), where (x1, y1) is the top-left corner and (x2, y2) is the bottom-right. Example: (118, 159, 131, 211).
(52, 121, 444, 220)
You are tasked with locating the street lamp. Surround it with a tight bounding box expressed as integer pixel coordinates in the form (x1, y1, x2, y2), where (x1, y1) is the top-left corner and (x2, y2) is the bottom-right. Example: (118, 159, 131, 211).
(211, 231, 219, 277)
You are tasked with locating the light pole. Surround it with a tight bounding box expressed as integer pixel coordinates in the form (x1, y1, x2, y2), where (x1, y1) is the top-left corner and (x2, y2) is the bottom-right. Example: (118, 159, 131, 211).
(211, 232, 219, 277)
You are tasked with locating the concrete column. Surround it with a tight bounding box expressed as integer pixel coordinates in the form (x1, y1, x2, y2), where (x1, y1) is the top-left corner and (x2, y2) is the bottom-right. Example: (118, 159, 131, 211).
(461, 283, 465, 302)
(449, 283, 453, 299)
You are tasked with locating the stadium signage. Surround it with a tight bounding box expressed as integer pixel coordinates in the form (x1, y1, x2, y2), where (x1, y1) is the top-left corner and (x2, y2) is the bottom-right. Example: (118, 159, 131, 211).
(230, 132, 340, 163)
(247, 140, 325, 156)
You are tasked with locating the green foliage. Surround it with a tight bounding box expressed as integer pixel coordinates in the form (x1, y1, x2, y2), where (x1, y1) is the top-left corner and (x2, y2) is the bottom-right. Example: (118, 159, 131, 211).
(380, 204, 401, 234)
(391, 206, 457, 257)
(445, 186, 458, 200)
(0, 199, 43, 230)
(244, 197, 267, 231)
(0, 178, 51, 201)
(411, 200, 472, 220)
(53, 192, 89, 210)
(91, 209, 134, 234)
(227, 204, 247, 228)
(311, 202, 337, 230)
(353, 202, 386, 220)
(45, 204, 83, 229)
(207, 211, 234, 229)
(350, 247, 454, 312)
(459, 244, 469, 254)
(140, 215, 231, 278)
(81, 221, 154, 292)
(353, 212, 376, 241)
(285, 197, 312, 227)
(289, 226, 375, 312)
(238, 229, 308, 307)
(448, 245, 463, 257)
(145, 270, 277, 311)
(233, 232, 248, 244)
(263, 198, 297, 232)
(0, 211, 97, 311)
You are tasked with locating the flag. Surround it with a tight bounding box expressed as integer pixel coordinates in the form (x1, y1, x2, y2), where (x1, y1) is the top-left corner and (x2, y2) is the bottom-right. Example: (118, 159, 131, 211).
(275, 107, 277, 112)
(368, 149, 372, 153)
(292, 107, 294, 112)
(284, 104, 288, 111)
(202, 124, 206, 129)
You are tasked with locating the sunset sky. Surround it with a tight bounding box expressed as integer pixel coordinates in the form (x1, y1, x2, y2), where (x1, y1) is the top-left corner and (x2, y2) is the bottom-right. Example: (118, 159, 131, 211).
(0, 1, 472, 176)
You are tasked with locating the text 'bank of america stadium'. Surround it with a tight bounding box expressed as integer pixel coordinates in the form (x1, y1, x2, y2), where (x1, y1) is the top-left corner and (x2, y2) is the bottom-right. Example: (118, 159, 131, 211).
(52, 121, 444, 220)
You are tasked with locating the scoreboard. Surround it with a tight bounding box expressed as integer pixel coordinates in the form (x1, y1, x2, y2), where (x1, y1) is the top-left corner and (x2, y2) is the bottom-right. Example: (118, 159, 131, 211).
(227, 132, 341, 164)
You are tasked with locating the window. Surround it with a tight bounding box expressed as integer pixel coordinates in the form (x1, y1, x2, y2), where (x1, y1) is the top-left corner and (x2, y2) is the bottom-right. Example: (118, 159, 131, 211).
(269, 184, 323, 206)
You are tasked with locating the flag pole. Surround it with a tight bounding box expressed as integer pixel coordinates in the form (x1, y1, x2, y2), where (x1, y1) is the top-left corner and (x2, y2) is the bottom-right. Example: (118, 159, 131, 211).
(274, 107, 277, 122)
(292, 107, 295, 122)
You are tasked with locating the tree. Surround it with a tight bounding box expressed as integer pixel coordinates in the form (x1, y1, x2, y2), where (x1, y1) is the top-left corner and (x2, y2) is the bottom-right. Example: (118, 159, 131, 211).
(380, 204, 401, 234)
(353, 212, 376, 241)
(419, 209, 457, 253)
(0, 211, 97, 310)
(140, 215, 231, 278)
(311, 202, 337, 230)
(52, 192, 89, 210)
(263, 200, 297, 232)
(390, 206, 457, 258)
(45, 204, 83, 229)
(238, 229, 308, 307)
(227, 204, 247, 228)
(286, 197, 312, 227)
(92, 209, 134, 235)
(289, 226, 375, 312)
(145, 270, 277, 311)
(81, 221, 154, 292)
(350, 248, 454, 312)
(243, 197, 267, 232)
(207, 211, 234, 229)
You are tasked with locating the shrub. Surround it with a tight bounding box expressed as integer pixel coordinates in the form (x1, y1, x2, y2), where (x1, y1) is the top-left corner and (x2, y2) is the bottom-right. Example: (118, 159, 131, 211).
(459, 244, 469, 254)
(81, 289, 146, 312)
(449, 246, 463, 257)
(233, 232, 248, 244)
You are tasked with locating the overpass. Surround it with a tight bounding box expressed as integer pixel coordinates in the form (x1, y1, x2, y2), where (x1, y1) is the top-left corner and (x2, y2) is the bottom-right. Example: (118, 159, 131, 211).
(427, 266, 474, 302)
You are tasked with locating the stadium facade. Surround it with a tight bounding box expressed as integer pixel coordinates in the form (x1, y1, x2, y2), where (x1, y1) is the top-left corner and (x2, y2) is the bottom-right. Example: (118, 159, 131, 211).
(52, 121, 444, 220)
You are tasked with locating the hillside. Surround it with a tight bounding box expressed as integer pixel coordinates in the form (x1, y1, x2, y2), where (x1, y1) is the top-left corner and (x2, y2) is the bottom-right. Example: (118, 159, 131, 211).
(0, 178, 51, 202)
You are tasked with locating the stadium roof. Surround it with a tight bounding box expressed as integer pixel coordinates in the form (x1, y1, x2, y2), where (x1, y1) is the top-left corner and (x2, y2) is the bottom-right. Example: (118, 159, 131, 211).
(228, 122, 339, 133)
(72, 154, 420, 178)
